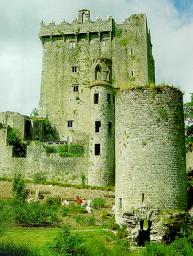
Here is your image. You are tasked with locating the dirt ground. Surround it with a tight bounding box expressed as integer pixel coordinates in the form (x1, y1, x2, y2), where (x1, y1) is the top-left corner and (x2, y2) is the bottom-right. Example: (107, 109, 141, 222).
(0, 181, 115, 207)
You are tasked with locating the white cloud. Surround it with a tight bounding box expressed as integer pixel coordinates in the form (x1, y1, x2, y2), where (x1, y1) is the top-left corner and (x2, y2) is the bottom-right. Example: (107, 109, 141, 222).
(0, 0, 192, 115)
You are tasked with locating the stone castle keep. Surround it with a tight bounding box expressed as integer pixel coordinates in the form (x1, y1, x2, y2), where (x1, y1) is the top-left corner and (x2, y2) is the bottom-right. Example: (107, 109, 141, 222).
(0, 10, 188, 239)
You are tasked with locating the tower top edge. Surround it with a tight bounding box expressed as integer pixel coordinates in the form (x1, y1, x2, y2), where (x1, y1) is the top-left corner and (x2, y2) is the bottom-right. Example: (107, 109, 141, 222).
(39, 10, 147, 38)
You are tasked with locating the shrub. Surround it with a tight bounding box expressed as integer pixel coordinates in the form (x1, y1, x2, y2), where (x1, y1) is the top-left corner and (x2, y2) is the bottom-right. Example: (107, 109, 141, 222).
(0, 200, 14, 236)
(87, 216, 96, 226)
(116, 226, 128, 239)
(60, 204, 86, 216)
(171, 237, 193, 256)
(102, 216, 120, 230)
(58, 144, 84, 157)
(92, 198, 106, 210)
(112, 239, 130, 256)
(45, 196, 61, 209)
(14, 201, 58, 226)
(74, 215, 96, 226)
(0, 242, 38, 256)
(49, 226, 89, 255)
(12, 173, 29, 202)
(74, 215, 86, 225)
(33, 172, 47, 184)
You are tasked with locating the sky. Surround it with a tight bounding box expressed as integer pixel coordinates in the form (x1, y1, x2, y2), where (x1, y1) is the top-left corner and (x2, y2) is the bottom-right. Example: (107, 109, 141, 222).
(0, 0, 193, 115)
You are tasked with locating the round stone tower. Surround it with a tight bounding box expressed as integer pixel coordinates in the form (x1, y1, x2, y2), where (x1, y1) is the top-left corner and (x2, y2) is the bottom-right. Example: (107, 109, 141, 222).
(88, 58, 115, 186)
(115, 86, 187, 224)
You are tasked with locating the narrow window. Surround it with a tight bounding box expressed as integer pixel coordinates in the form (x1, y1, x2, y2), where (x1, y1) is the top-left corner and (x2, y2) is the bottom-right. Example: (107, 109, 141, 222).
(94, 93, 99, 104)
(142, 193, 144, 204)
(131, 70, 134, 77)
(108, 122, 112, 134)
(73, 85, 79, 92)
(69, 41, 76, 49)
(130, 48, 133, 55)
(67, 120, 73, 128)
(107, 93, 111, 103)
(95, 144, 100, 155)
(72, 66, 77, 73)
(119, 198, 122, 209)
(95, 121, 101, 133)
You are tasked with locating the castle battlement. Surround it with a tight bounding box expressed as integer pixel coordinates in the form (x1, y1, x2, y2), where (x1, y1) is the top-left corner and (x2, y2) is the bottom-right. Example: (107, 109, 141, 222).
(39, 10, 146, 40)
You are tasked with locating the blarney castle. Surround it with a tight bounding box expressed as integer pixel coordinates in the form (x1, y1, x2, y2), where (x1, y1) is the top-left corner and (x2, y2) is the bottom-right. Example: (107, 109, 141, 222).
(0, 10, 188, 244)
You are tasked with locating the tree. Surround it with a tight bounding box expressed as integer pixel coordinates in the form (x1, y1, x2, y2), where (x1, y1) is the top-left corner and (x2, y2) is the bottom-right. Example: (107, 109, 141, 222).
(30, 107, 39, 117)
(184, 94, 193, 151)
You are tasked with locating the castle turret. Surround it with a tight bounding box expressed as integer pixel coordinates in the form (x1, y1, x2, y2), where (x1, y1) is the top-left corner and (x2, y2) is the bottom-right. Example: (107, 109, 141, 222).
(88, 58, 115, 186)
(115, 86, 187, 224)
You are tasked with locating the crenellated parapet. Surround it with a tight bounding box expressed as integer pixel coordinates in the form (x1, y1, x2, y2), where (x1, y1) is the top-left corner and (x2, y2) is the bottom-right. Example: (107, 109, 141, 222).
(39, 9, 114, 39)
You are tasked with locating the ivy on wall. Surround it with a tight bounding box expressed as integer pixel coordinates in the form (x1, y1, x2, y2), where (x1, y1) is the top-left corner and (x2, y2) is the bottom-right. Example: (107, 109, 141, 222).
(7, 126, 27, 157)
(43, 143, 84, 157)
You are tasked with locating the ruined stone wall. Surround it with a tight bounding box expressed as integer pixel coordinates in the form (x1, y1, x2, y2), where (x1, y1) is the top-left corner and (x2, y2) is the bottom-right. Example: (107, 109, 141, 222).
(0, 112, 28, 140)
(88, 84, 115, 186)
(115, 86, 187, 224)
(0, 142, 88, 185)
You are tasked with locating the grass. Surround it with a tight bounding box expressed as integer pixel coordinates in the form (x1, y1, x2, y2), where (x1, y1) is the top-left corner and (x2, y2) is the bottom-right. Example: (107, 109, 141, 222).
(0, 226, 109, 246)
(0, 227, 60, 247)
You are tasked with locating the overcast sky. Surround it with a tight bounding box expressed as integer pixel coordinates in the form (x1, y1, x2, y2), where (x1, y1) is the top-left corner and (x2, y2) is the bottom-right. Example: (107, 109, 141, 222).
(0, 0, 193, 115)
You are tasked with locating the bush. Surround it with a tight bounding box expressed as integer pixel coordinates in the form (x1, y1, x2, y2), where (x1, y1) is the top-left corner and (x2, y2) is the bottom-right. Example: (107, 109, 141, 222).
(33, 172, 47, 184)
(45, 196, 61, 209)
(14, 201, 58, 226)
(74, 215, 86, 225)
(58, 144, 84, 157)
(60, 204, 86, 217)
(91, 198, 106, 210)
(74, 215, 96, 226)
(0, 242, 38, 256)
(102, 216, 120, 230)
(0, 200, 14, 236)
(87, 216, 96, 226)
(49, 226, 89, 255)
(116, 226, 128, 239)
(12, 173, 29, 202)
(143, 237, 193, 256)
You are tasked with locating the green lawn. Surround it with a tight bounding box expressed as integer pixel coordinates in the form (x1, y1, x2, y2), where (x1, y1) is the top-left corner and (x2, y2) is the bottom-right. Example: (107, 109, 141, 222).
(0, 227, 60, 247)
(0, 226, 110, 247)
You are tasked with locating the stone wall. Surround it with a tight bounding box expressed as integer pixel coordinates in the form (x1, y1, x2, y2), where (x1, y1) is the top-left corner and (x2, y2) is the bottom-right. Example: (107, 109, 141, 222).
(115, 86, 187, 224)
(0, 142, 88, 185)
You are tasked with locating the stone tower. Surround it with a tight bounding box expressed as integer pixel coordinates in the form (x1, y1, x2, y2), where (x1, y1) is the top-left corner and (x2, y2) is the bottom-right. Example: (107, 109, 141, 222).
(38, 9, 155, 186)
(39, 10, 155, 143)
(115, 87, 187, 224)
(88, 58, 115, 186)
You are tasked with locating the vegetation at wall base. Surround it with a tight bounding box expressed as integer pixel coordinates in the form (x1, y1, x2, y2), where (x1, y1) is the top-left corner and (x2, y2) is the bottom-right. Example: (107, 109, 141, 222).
(0, 175, 115, 192)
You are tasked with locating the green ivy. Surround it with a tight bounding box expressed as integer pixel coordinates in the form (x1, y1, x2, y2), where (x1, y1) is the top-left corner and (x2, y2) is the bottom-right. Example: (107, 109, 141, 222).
(43, 143, 84, 157)
(7, 126, 27, 157)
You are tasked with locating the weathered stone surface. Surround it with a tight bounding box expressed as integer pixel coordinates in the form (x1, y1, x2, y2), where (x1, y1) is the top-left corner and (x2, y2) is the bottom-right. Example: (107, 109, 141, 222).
(123, 208, 190, 245)
(115, 87, 187, 224)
